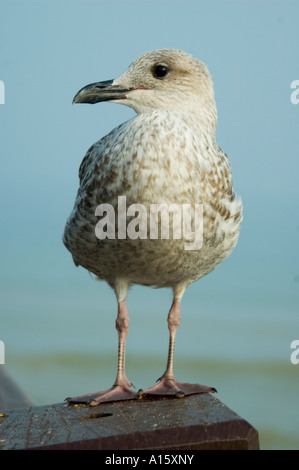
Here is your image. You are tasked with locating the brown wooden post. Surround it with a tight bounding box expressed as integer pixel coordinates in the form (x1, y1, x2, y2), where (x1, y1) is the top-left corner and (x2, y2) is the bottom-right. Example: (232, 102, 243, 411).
(0, 393, 259, 450)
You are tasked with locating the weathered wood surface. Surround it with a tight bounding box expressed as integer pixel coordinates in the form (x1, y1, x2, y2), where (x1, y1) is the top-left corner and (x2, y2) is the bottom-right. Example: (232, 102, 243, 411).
(0, 366, 33, 410)
(0, 394, 259, 450)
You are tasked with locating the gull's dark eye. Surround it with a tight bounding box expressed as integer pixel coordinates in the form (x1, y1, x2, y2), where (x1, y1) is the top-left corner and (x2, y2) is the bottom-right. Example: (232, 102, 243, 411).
(152, 64, 170, 79)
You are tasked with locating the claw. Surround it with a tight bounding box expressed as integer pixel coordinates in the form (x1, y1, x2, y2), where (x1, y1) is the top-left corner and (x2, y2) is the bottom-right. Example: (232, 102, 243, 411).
(67, 384, 138, 406)
(141, 375, 214, 398)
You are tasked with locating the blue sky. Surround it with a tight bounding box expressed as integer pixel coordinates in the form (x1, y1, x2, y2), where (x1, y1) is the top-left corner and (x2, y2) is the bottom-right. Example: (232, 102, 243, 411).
(0, 0, 298, 447)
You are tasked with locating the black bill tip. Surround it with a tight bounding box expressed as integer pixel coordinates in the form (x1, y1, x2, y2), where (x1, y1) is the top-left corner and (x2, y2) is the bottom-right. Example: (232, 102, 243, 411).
(73, 80, 133, 104)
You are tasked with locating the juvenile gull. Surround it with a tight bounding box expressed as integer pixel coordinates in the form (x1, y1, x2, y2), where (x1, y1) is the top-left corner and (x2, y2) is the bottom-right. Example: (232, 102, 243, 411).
(64, 49, 242, 406)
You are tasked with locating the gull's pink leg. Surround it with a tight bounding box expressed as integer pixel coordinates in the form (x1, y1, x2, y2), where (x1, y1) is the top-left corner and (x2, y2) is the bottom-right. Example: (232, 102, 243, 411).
(139, 290, 216, 398)
(67, 296, 138, 406)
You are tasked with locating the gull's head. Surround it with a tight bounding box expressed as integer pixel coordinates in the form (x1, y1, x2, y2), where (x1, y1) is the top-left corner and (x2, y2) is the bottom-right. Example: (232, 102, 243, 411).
(73, 49, 217, 129)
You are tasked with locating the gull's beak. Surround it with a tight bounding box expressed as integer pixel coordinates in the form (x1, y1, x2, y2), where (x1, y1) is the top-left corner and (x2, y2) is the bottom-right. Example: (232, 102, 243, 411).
(73, 80, 134, 104)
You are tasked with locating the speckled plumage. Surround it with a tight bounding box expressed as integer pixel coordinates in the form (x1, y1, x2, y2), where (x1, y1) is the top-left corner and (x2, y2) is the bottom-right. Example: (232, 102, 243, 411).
(64, 49, 242, 405)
